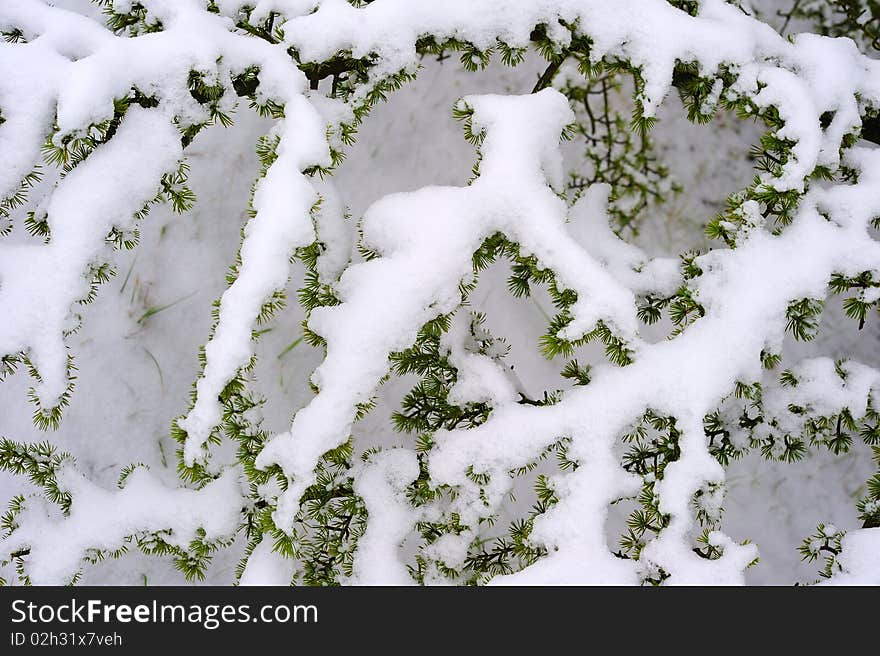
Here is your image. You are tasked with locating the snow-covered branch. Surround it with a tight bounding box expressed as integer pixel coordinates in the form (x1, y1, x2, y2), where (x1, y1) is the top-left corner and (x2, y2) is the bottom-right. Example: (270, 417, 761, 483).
(2, 0, 880, 586)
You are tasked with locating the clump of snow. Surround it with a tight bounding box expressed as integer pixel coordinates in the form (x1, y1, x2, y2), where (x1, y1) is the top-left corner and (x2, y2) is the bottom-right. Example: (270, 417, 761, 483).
(239, 537, 298, 585)
(822, 528, 880, 585)
(761, 358, 880, 439)
(1, 465, 243, 585)
(441, 312, 518, 408)
(0, 107, 183, 407)
(181, 96, 330, 466)
(284, 0, 880, 190)
(2, 0, 880, 586)
(428, 145, 880, 584)
(256, 89, 643, 533)
(346, 449, 419, 585)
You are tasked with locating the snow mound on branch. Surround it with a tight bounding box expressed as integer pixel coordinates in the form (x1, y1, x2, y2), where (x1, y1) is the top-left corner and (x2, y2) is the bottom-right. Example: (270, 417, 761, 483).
(256, 89, 644, 533)
(2, 0, 880, 585)
(823, 528, 880, 585)
(0, 466, 243, 585)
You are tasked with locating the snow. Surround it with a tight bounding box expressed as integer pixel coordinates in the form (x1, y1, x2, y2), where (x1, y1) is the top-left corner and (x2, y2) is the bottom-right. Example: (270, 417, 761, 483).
(0, 107, 183, 407)
(429, 145, 880, 584)
(0, 465, 243, 585)
(0, 0, 310, 410)
(239, 537, 297, 585)
(4, 0, 874, 419)
(567, 185, 680, 298)
(823, 528, 880, 585)
(0, 0, 110, 205)
(441, 312, 518, 408)
(180, 95, 329, 467)
(761, 358, 880, 438)
(346, 449, 419, 585)
(293, 0, 879, 192)
(255, 89, 645, 534)
(1, 0, 879, 586)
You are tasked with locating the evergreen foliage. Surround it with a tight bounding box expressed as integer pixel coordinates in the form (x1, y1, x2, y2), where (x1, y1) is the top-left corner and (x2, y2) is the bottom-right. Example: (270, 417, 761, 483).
(1, 0, 879, 586)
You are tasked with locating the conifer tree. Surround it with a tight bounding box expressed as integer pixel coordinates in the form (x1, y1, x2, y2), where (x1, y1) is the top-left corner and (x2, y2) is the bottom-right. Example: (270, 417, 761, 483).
(1, 0, 879, 585)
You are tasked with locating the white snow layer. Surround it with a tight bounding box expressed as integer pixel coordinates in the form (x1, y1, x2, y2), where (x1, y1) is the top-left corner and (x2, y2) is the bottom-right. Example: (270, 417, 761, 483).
(0, 465, 244, 585)
(1, 0, 880, 585)
(239, 537, 298, 586)
(345, 449, 419, 585)
(823, 529, 880, 585)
